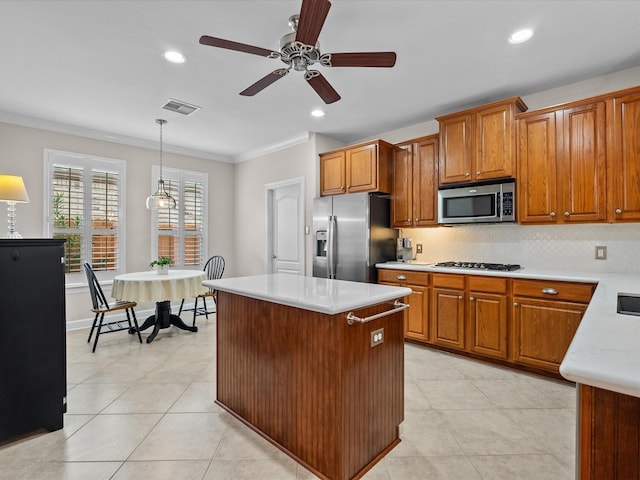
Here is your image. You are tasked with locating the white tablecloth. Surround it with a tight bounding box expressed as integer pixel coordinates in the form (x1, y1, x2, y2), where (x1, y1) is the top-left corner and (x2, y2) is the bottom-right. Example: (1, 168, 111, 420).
(112, 270, 207, 303)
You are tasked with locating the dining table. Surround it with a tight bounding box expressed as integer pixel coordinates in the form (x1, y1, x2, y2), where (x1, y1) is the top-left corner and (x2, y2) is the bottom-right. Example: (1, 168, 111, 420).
(112, 269, 207, 343)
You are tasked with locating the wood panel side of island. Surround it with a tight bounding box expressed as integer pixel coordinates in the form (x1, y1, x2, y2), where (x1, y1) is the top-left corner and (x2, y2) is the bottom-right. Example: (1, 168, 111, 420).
(215, 291, 405, 480)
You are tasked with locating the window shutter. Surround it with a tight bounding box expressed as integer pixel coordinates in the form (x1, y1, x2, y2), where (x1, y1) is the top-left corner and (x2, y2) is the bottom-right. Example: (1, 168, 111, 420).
(52, 165, 84, 273)
(91, 170, 119, 271)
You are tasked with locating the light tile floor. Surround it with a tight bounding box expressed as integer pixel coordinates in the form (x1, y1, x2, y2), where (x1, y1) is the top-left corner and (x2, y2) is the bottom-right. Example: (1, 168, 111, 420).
(0, 316, 576, 480)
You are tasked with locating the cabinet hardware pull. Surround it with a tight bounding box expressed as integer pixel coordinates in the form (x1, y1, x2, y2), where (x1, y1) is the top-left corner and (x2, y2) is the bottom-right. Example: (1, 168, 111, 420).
(564, 212, 570, 217)
(346, 300, 410, 325)
(476, 171, 480, 175)
(397, 275, 407, 280)
(470, 297, 475, 301)
(465, 172, 470, 176)
(550, 212, 556, 217)
(513, 302, 519, 307)
(542, 288, 558, 295)
(458, 295, 463, 300)
(616, 208, 622, 214)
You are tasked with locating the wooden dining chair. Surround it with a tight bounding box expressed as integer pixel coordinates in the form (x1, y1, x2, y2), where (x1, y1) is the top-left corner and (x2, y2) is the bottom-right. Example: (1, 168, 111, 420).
(83, 263, 142, 352)
(178, 255, 225, 326)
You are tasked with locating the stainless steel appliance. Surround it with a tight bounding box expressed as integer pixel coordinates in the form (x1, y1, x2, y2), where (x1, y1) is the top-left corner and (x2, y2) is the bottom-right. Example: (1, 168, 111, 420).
(434, 261, 521, 271)
(438, 180, 516, 224)
(313, 193, 397, 282)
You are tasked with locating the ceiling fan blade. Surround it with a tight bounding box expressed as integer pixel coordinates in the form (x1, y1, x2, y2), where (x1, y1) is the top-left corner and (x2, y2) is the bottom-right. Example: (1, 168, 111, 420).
(199, 35, 276, 57)
(239, 69, 289, 96)
(324, 52, 397, 68)
(295, 0, 331, 46)
(305, 71, 340, 104)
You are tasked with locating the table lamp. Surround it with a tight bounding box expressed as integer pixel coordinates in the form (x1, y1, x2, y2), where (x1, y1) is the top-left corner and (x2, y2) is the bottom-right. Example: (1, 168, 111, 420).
(0, 174, 30, 238)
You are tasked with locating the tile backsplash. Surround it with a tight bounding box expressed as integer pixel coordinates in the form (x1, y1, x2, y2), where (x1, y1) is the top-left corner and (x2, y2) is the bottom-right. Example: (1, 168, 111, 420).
(404, 223, 640, 274)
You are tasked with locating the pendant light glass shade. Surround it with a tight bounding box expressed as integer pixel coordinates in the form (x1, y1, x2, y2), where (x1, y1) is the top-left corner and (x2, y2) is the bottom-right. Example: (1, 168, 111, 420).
(146, 119, 177, 209)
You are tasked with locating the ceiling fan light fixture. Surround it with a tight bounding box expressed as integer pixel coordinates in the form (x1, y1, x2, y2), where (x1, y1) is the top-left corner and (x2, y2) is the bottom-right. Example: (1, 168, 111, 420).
(508, 28, 533, 44)
(146, 119, 177, 210)
(163, 50, 187, 64)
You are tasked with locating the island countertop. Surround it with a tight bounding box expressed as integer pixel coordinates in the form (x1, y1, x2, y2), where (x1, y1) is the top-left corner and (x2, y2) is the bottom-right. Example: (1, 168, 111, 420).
(377, 261, 640, 399)
(203, 273, 412, 315)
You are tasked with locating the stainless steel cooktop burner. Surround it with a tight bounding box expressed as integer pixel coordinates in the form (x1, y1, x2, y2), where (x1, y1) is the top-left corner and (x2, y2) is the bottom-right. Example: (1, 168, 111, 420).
(434, 261, 521, 271)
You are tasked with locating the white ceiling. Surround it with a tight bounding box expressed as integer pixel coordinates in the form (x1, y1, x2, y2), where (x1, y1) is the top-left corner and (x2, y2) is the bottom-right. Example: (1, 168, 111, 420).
(1, 0, 639, 163)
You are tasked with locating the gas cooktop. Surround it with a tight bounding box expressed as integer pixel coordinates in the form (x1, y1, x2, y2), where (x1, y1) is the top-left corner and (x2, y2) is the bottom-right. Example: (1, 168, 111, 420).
(434, 261, 522, 271)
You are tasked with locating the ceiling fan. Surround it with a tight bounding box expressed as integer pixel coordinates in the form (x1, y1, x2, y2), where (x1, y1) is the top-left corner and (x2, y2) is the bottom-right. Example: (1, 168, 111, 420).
(199, 0, 397, 104)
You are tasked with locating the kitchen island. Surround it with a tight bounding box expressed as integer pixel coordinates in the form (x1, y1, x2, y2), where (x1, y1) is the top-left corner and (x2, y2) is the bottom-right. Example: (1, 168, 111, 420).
(203, 273, 411, 480)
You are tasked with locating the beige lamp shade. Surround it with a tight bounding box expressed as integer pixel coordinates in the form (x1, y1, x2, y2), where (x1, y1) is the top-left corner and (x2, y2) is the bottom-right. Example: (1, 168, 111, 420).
(0, 175, 30, 203)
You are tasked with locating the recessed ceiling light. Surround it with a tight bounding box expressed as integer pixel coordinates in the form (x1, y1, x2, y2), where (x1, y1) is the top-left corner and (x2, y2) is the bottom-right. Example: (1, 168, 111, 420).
(311, 109, 325, 117)
(163, 50, 187, 64)
(508, 29, 533, 44)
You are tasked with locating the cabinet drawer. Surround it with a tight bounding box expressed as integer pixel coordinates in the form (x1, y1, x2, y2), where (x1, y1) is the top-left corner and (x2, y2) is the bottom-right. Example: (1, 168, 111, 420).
(512, 279, 595, 303)
(468, 275, 507, 294)
(432, 273, 465, 289)
(378, 269, 429, 286)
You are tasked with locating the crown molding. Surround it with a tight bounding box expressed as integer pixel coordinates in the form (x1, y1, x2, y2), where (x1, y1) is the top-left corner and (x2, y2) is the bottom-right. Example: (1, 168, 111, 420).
(234, 132, 311, 163)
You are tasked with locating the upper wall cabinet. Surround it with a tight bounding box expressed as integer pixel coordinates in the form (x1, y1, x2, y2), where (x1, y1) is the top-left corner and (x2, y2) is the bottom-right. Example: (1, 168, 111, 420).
(609, 88, 640, 222)
(436, 97, 527, 185)
(319, 140, 393, 196)
(391, 135, 439, 228)
(517, 99, 607, 224)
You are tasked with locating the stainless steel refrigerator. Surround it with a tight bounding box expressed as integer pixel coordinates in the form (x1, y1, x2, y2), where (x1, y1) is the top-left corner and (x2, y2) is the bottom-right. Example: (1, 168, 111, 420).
(312, 192, 397, 283)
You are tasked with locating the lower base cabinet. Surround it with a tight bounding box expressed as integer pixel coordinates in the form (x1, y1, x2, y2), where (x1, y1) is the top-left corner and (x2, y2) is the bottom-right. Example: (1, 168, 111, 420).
(378, 268, 595, 377)
(578, 384, 640, 479)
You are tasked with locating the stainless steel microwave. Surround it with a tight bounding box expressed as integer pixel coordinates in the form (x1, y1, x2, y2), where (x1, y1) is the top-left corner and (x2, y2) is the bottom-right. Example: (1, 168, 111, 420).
(438, 180, 516, 224)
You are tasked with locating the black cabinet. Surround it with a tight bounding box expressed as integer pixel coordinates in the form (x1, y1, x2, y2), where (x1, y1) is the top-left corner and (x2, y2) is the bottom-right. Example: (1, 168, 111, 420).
(0, 239, 66, 442)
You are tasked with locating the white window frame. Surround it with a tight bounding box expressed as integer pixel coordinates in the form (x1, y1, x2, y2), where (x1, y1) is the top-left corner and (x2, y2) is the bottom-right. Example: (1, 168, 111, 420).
(44, 149, 127, 287)
(150, 166, 208, 268)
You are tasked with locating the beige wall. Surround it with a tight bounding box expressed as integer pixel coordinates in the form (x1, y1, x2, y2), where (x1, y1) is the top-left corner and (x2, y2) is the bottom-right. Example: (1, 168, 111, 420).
(0, 122, 235, 325)
(233, 133, 344, 277)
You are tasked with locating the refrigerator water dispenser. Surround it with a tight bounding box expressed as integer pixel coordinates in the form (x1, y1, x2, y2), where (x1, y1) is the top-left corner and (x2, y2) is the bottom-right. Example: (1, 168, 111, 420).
(316, 230, 328, 257)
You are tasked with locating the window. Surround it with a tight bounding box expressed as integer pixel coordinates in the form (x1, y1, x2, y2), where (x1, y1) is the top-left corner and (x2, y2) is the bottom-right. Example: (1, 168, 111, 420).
(44, 149, 126, 284)
(151, 167, 207, 268)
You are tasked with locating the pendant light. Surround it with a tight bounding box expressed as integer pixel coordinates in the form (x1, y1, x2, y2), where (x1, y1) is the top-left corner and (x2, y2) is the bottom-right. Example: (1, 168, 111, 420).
(146, 119, 176, 209)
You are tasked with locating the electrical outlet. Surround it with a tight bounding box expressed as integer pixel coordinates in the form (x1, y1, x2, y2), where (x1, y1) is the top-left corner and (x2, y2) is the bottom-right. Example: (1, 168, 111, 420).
(595, 245, 607, 260)
(370, 328, 384, 347)
(416, 244, 423, 254)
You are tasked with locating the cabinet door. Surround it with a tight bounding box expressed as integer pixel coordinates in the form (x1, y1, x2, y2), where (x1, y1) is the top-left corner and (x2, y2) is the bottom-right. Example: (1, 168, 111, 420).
(468, 292, 508, 360)
(405, 285, 429, 342)
(320, 150, 346, 196)
(475, 104, 514, 180)
(439, 114, 473, 184)
(517, 111, 559, 224)
(560, 101, 607, 222)
(346, 143, 377, 193)
(431, 287, 465, 349)
(611, 91, 640, 221)
(512, 297, 585, 372)
(413, 137, 439, 226)
(391, 144, 413, 227)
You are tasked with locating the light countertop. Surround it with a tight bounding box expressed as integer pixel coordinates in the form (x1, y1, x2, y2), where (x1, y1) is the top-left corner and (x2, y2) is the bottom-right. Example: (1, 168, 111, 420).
(203, 273, 411, 315)
(377, 262, 640, 398)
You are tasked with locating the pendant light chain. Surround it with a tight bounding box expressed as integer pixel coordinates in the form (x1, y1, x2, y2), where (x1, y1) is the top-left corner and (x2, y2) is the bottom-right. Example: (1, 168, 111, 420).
(146, 118, 176, 209)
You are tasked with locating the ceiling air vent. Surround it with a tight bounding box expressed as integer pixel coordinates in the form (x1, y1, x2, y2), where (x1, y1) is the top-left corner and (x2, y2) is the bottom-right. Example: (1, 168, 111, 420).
(162, 98, 201, 116)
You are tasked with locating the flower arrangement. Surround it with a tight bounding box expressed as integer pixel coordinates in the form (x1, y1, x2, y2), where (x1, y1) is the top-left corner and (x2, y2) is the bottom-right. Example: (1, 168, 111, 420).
(150, 256, 174, 271)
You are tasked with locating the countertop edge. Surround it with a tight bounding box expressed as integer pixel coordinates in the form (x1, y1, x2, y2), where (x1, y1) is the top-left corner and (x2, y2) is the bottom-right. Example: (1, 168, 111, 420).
(204, 275, 412, 315)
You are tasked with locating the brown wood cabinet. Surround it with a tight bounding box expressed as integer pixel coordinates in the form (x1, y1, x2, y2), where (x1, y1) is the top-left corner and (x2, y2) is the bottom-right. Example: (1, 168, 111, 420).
(437, 97, 527, 185)
(511, 278, 594, 373)
(378, 269, 429, 342)
(319, 140, 393, 196)
(517, 100, 607, 224)
(609, 88, 640, 222)
(391, 135, 439, 228)
(467, 276, 509, 360)
(578, 384, 640, 480)
(378, 268, 596, 377)
(431, 274, 466, 349)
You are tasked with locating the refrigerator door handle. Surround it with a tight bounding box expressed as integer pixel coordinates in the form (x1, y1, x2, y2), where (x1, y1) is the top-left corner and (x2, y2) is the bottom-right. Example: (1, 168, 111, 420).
(327, 215, 337, 279)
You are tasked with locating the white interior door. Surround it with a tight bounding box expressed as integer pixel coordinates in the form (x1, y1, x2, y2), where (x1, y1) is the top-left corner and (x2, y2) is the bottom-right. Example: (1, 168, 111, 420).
(265, 178, 304, 275)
